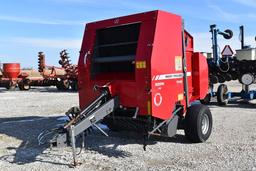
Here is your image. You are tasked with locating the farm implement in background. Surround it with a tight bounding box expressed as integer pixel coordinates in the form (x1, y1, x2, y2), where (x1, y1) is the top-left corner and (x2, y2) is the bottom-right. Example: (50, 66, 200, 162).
(0, 50, 78, 91)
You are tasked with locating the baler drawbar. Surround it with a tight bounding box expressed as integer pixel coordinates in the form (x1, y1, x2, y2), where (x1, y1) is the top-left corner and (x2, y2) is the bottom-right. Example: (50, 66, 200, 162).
(49, 85, 118, 166)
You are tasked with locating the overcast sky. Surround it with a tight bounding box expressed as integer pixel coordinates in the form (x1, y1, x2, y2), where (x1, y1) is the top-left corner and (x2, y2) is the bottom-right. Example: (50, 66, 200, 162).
(0, 0, 256, 68)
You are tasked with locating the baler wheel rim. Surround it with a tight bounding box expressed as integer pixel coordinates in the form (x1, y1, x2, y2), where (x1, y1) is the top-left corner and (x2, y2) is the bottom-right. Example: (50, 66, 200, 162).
(201, 113, 210, 135)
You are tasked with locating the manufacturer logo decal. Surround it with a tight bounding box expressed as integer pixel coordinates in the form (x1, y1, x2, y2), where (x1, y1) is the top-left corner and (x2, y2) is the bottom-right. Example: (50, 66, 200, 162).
(154, 93, 162, 107)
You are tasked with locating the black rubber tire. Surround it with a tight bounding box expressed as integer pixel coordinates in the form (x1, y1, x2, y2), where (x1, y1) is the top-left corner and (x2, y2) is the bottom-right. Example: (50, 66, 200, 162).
(6, 85, 16, 91)
(231, 72, 238, 80)
(224, 74, 232, 81)
(217, 84, 228, 106)
(200, 93, 211, 105)
(71, 81, 78, 91)
(217, 75, 225, 83)
(210, 75, 218, 84)
(5, 82, 16, 91)
(56, 80, 70, 90)
(184, 104, 213, 143)
(56, 83, 63, 90)
(18, 84, 24, 90)
(18, 80, 30, 91)
(19, 83, 30, 91)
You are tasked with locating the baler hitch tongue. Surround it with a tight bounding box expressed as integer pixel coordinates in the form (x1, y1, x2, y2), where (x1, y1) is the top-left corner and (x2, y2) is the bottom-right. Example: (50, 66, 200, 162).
(52, 86, 118, 166)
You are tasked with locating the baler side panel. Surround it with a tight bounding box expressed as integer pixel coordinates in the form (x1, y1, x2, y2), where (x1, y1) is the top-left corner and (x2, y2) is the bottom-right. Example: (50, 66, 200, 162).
(78, 27, 99, 110)
(184, 32, 195, 105)
(191, 52, 209, 100)
(151, 11, 183, 120)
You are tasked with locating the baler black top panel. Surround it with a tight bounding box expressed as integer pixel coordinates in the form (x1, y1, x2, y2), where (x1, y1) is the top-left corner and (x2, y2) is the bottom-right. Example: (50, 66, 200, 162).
(91, 23, 141, 79)
(97, 23, 140, 45)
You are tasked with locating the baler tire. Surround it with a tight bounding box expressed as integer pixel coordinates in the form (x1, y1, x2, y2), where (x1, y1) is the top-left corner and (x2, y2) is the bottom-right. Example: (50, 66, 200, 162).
(184, 104, 212, 143)
(200, 93, 211, 105)
(217, 84, 228, 106)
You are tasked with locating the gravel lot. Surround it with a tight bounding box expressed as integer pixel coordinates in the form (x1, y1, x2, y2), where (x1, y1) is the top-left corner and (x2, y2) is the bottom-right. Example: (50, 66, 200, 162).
(0, 83, 255, 171)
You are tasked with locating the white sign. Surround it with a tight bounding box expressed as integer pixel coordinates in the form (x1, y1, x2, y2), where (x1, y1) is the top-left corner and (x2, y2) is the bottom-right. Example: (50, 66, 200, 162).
(221, 45, 234, 56)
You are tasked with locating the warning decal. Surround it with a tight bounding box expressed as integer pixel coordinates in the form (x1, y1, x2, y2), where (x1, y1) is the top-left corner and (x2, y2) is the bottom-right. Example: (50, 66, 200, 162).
(136, 61, 146, 69)
(175, 56, 182, 71)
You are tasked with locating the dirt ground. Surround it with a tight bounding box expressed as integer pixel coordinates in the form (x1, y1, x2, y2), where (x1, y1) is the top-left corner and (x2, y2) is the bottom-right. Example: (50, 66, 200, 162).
(0, 82, 255, 171)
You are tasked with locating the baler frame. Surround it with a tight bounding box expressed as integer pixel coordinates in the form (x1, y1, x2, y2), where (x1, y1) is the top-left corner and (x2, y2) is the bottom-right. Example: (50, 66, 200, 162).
(40, 10, 213, 167)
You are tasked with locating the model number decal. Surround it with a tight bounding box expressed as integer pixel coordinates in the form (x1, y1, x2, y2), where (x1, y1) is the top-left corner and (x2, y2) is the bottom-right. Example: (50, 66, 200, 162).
(155, 82, 165, 87)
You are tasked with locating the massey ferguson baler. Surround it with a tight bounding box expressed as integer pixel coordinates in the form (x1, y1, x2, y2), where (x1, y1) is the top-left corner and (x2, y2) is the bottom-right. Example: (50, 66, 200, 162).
(45, 10, 212, 166)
